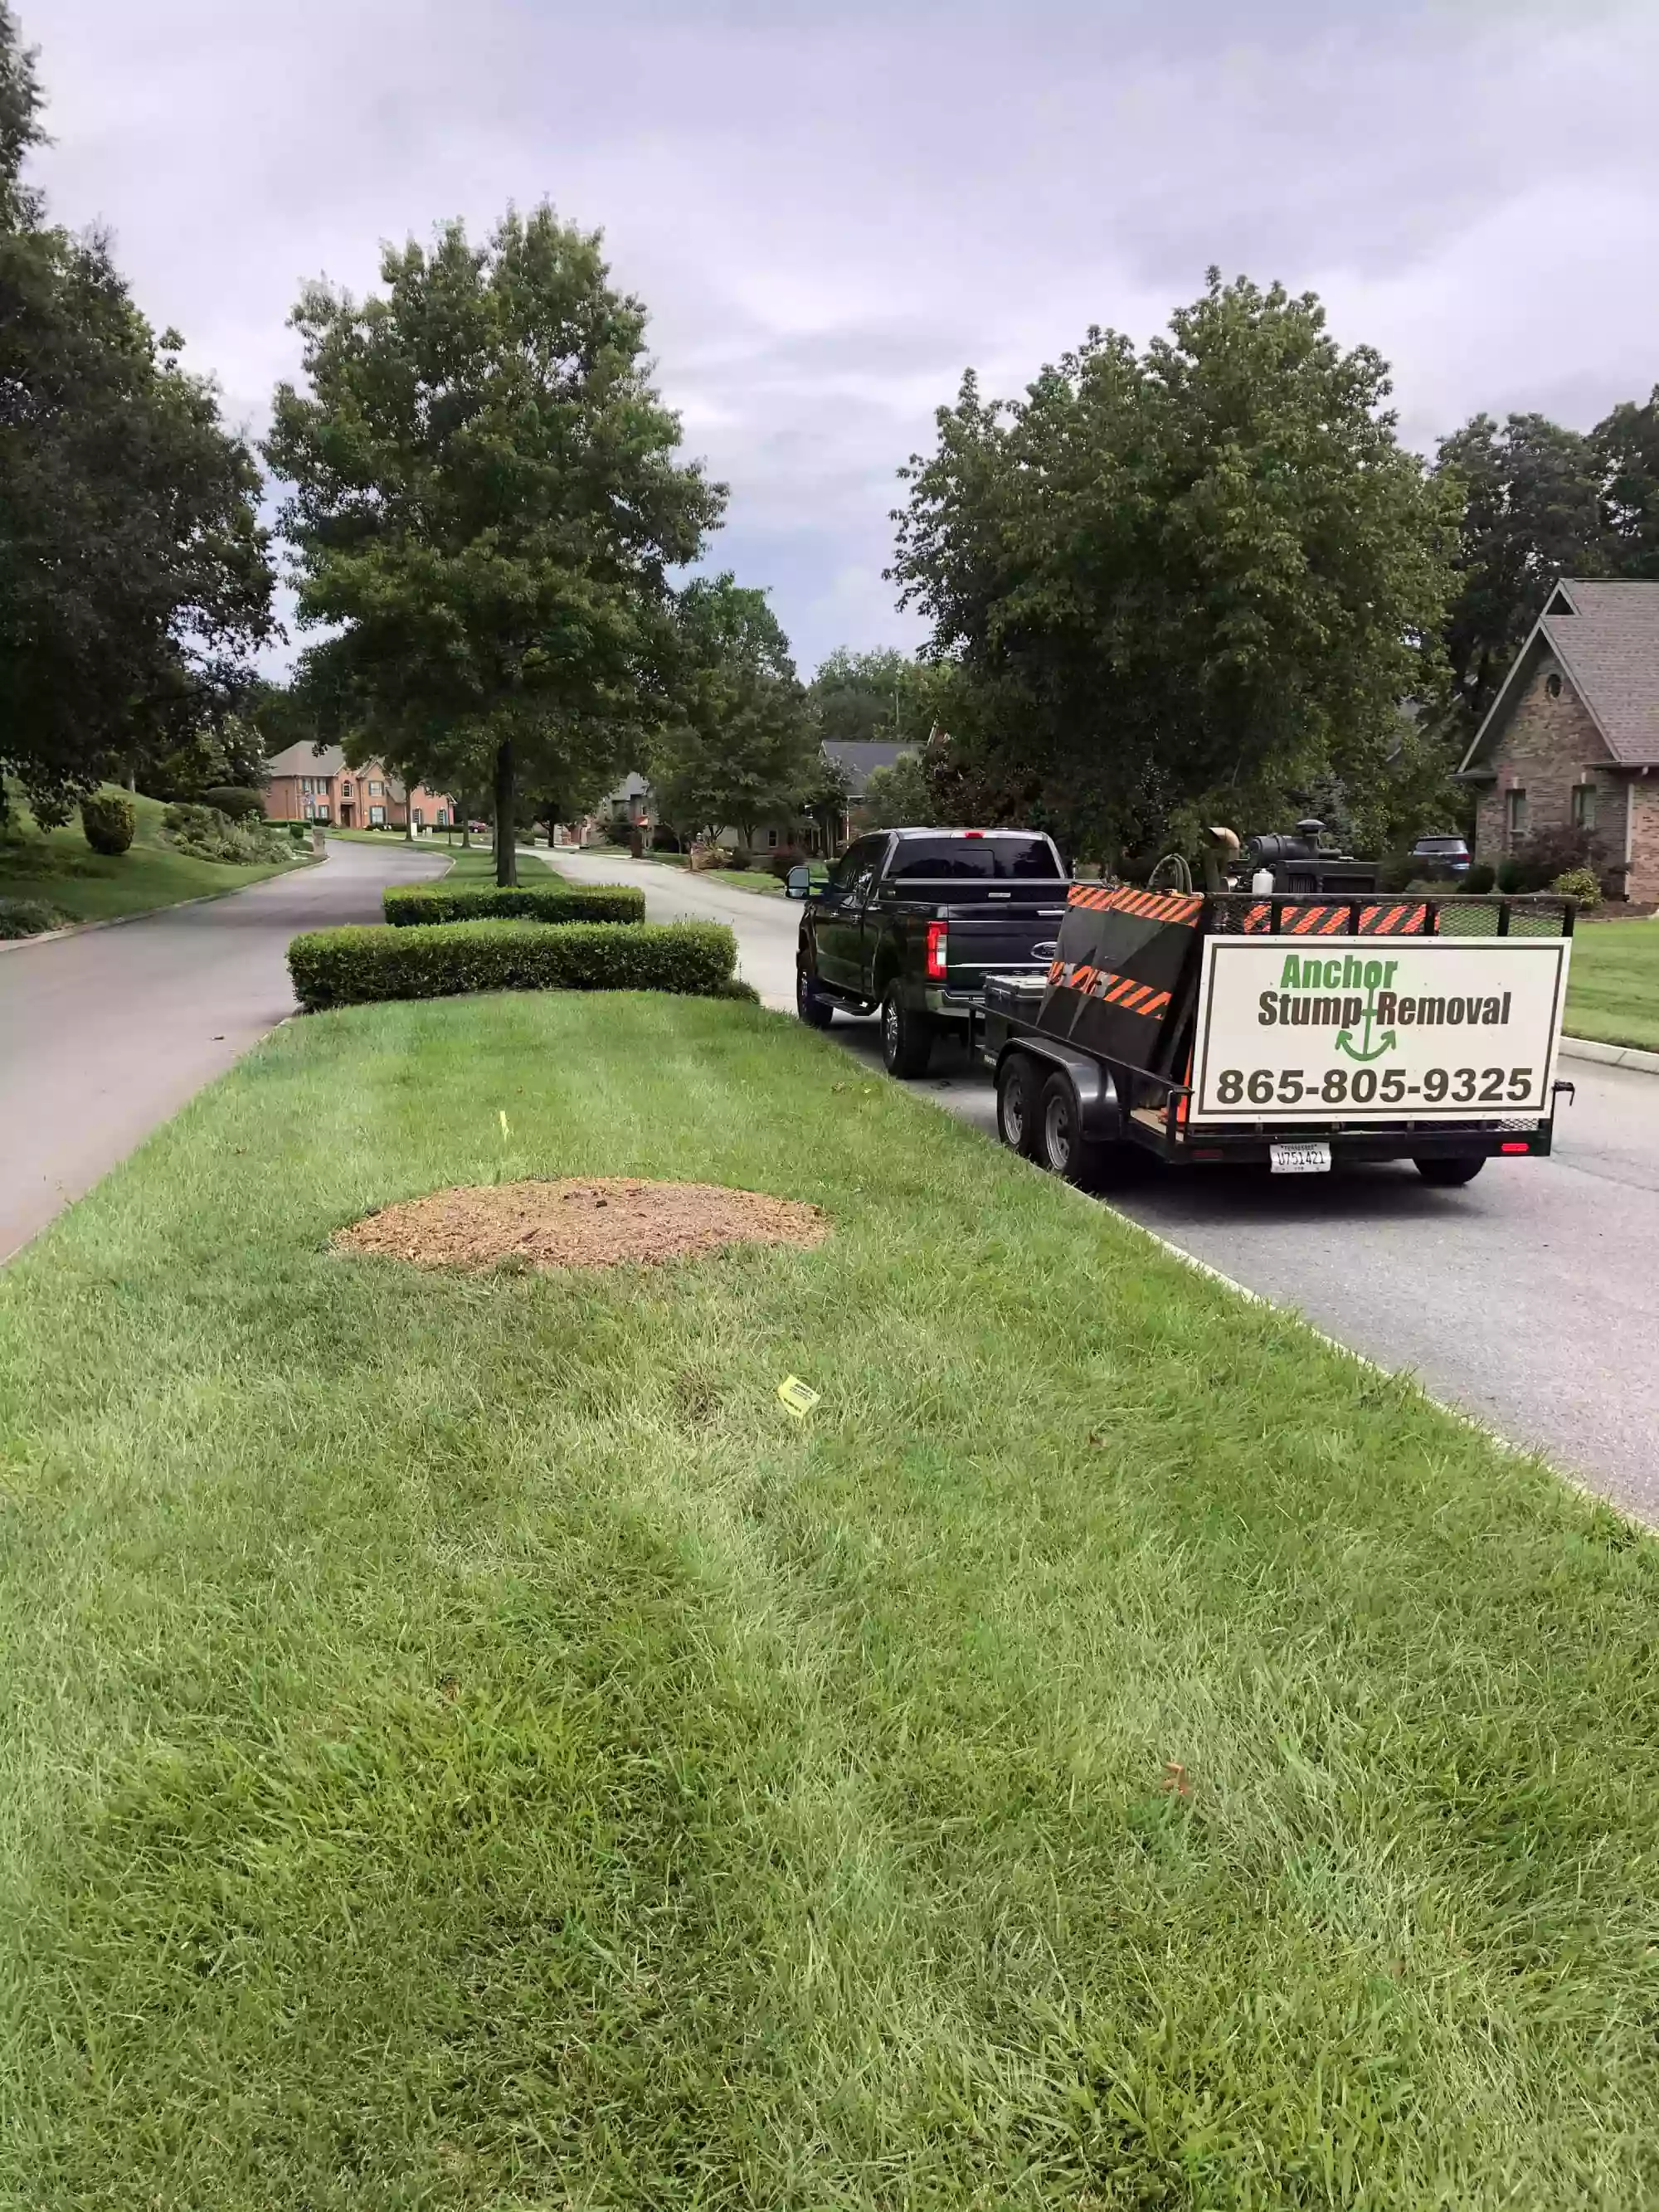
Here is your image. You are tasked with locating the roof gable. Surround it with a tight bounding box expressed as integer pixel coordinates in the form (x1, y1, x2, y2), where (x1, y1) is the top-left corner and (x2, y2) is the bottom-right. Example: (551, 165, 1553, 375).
(1459, 577, 1659, 772)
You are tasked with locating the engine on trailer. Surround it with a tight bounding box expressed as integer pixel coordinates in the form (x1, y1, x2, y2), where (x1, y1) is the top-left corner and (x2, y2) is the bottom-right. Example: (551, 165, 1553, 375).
(1238, 818, 1379, 897)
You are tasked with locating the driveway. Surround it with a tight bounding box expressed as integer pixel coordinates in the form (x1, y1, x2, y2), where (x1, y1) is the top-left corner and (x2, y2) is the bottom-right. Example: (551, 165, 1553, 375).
(0, 837, 447, 1262)
(552, 848, 1659, 1514)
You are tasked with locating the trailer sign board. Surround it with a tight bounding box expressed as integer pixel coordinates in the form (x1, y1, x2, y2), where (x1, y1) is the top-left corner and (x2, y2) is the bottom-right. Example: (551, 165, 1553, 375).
(1190, 936, 1571, 1123)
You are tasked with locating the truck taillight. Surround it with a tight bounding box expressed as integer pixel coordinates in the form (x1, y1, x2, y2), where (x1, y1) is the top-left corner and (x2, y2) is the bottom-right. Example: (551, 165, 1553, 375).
(926, 921, 948, 981)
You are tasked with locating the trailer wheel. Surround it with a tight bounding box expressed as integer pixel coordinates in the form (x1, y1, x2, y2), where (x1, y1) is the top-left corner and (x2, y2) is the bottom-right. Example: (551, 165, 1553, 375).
(1413, 1154, 1486, 1187)
(1037, 1070, 1106, 1189)
(996, 1054, 1042, 1158)
(881, 989, 934, 1078)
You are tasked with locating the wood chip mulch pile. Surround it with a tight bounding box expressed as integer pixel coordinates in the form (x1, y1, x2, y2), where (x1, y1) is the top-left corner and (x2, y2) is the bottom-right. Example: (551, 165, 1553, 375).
(334, 1177, 830, 1273)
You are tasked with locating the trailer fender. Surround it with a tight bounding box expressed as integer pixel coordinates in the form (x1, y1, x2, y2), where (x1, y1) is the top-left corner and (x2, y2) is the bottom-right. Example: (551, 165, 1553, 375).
(996, 1039, 1123, 1144)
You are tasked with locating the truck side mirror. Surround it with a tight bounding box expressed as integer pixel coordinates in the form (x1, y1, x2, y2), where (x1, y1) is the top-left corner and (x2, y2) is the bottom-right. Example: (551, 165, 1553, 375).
(785, 863, 813, 899)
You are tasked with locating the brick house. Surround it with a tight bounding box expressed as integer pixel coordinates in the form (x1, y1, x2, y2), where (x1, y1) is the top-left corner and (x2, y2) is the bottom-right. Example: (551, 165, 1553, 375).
(1458, 578, 1659, 902)
(263, 744, 458, 833)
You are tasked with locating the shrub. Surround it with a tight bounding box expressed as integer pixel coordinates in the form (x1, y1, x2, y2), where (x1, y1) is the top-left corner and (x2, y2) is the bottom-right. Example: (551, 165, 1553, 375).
(288, 918, 736, 1012)
(382, 882, 645, 927)
(1462, 861, 1496, 893)
(200, 785, 267, 820)
(0, 897, 64, 939)
(163, 802, 287, 865)
(1550, 867, 1603, 907)
(650, 825, 684, 853)
(1498, 824, 1603, 894)
(80, 791, 134, 855)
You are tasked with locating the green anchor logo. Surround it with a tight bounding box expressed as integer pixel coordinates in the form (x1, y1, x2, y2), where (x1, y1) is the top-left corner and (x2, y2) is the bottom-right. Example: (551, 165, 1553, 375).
(1335, 986, 1397, 1065)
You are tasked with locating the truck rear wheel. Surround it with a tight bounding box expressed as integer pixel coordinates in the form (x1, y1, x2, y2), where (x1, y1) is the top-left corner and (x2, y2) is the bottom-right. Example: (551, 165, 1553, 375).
(881, 989, 934, 1078)
(1037, 1070, 1107, 1189)
(796, 963, 835, 1030)
(1414, 1154, 1486, 1187)
(996, 1054, 1042, 1158)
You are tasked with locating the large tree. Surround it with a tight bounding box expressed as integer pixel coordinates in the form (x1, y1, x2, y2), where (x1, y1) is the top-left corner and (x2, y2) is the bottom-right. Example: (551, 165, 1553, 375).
(1596, 387, 1659, 581)
(649, 575, 811, 851)
(266, 207, 724, 886)
(1432, 412, 1609, 731)
(890, 270, 1459, 862)
(805, 646, 933, 748)
(0, 4, 275, 820)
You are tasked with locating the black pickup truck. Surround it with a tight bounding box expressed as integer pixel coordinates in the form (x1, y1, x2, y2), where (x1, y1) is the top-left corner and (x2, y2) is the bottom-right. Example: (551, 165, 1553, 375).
(787, 827, 1070, 1076)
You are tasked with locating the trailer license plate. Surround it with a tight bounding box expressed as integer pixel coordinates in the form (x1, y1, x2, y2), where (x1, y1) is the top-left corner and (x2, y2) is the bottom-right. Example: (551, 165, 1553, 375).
(1271, 1141, 1331, 1175)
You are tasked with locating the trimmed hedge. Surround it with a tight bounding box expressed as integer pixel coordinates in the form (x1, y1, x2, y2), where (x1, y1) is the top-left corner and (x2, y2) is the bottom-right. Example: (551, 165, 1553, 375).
(382, 881, 645, 927)
(288, 918, 736, 1012)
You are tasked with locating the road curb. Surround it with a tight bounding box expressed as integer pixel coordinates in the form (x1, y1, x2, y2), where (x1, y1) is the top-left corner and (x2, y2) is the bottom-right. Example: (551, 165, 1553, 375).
(1560, 1035, 1659, 1077)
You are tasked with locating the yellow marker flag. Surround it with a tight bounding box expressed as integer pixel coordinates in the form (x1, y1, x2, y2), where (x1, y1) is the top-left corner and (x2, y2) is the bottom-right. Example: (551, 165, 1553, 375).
(776, 1376, 820, 1420)
(499, 1111, 510, 1138)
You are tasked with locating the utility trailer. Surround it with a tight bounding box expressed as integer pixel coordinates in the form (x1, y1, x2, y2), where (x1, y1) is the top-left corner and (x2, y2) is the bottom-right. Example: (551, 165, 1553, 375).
(978, 885, 1577, 1188)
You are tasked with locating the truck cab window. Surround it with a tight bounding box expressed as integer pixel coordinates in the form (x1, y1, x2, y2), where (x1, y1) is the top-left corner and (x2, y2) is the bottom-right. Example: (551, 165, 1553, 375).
(829, 836, 885, 896)
(885, 835, 1062, 880)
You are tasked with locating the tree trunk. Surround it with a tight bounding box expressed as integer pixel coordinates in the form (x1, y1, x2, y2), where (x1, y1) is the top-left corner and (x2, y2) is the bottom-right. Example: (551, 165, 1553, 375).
(493, 739, 518, 887)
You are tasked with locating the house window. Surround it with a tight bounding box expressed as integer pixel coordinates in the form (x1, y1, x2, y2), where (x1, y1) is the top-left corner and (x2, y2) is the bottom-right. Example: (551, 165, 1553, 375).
(1572, 783, 1598, 832)
(368, 780, 383, 797)
(767, 828, 778, 847)
(414, 808, 425, 827)
(369, 805, 385, 825)
(341, 780, 353, 798)
(314, 805, 330, 823)
(1545, 672, 1564, 699)
(435, 809, 448, 826)
(1506, 788, 1529, 847)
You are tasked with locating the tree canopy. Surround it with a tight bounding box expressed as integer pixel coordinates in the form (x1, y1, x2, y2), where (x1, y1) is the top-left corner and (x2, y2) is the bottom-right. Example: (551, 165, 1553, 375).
(0, 3, 275, 819)
(1596, 388, 1659, 581)
(891, 271, 1461, 861)
(1432, 413, 1610, 731)
(649, 575, 810, 848)
(266, 205, 724, 884)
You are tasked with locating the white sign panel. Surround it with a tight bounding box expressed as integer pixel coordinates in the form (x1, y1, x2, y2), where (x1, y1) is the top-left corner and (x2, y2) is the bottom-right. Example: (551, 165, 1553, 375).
(1190, 936, 1571, 1122)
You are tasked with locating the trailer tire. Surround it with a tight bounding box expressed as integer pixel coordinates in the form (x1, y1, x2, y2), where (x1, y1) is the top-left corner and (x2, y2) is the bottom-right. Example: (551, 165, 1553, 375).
(1413, 1154, 1486, 1188)
(881, 989, 934, 1078)
(1037, 1070, 1107, 1189)
(796, 963, 835, 1030)
(996, 1054, 1043, 1159)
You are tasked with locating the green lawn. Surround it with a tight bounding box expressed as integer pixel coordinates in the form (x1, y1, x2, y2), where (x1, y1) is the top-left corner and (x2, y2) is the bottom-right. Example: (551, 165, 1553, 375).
(442, 843, 552, 882)
(1564, 917, 1659, 1051)
(0, 785, 305, 926)
(2, 994, 1658, 2205)
(643, 849, 807, 896)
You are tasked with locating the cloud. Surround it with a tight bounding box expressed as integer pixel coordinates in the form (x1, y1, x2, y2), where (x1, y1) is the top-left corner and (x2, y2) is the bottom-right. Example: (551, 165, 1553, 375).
(20, 0, 1659, 672)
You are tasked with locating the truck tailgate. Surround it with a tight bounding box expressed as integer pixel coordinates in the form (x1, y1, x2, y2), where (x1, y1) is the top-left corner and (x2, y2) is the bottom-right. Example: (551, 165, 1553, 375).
(942, 903, 1068, 986)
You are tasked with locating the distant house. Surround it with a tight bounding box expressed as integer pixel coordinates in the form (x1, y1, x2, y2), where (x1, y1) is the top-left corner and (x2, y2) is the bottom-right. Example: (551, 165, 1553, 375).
(575, 741, 922, 857)
(263, 745, 458, 834)
(1458, 579, 1659, 902)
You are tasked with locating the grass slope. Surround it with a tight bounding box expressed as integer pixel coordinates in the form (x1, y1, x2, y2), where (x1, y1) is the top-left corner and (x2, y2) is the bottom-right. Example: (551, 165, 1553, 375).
(1564, 917, 1659, 1051)
(442, 843, 552, 882)
(0, 785, 304, 924)
(2, 995, 1657, 2207)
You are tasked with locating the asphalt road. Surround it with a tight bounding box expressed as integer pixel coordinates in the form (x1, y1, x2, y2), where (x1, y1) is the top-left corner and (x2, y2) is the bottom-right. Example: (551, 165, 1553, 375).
(0, 836, 447, 1262)
(554, 847, 1659, 1516)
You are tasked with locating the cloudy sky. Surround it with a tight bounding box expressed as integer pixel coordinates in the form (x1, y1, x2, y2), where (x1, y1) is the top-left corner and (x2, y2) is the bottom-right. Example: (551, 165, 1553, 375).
(19, 0, 1659, 673)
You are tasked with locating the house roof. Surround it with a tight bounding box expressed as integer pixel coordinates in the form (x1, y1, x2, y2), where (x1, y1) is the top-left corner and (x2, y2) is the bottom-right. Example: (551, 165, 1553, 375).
(266, 741, 348, 778)
(822, 739, 916, 796)
(1459, 578, 1659, 774)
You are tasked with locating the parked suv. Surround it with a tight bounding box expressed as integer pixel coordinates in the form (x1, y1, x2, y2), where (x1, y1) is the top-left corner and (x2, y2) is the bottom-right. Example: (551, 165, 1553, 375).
(1409, 834, 1472, 881)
